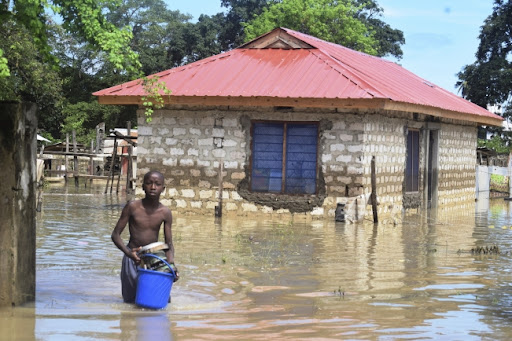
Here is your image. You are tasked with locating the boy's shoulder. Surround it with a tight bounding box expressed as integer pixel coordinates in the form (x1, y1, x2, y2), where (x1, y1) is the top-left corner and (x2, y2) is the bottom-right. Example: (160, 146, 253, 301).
(126, 199, 143, 209)
(158, 202, 172, 213)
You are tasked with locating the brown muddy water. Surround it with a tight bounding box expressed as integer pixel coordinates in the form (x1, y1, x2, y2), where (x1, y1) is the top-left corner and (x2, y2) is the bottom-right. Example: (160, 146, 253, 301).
(2, 184, 512, 340)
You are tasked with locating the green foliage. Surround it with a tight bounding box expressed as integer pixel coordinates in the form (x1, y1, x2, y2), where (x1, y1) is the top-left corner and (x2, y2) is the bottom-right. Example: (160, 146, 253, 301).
(106, 0, 193, 72)
(478, 135, 511, 154)
(0, 18, 64, 138)
(2, 0, 403, 142)
(48, 20, 133, 105)
(457, 0, 512, 118)
(352, 0, 404, 58)
(1, 0, 145, 140)
(141, 76, 171, 122)
(0, 0, 142, 79)
(38, 131, 56, 143)
(220, 0, 271, 50)
(54, 0, 142, 77)
(243, 0, 401, 57)
(60, 101, 134, 144)
(221, 0, 403, 58)
(0, 49, 9, 77)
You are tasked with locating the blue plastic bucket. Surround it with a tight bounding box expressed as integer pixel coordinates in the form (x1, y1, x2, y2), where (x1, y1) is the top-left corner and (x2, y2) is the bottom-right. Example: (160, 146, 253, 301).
(135, 254, 176, 309)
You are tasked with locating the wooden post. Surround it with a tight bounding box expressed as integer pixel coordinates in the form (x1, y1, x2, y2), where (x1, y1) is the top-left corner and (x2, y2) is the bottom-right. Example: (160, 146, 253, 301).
(215, 160, 223, 217)
(126, 122, 133, 195)
(95, 122, 104, 154)
(105, 137, 118, 194)
(89, 140, 94, 187)
(72, 130, 79, 188)
(355, 198, 359, 221)
(110, 139, 118, 194)
(116, 148, 122, 194)
(65, 133, 69, 183)
(371, 156, 378, 223)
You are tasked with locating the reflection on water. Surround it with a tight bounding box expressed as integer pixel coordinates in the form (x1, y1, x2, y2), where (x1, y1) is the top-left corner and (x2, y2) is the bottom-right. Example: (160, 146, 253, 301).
(2, 185, 512, 339)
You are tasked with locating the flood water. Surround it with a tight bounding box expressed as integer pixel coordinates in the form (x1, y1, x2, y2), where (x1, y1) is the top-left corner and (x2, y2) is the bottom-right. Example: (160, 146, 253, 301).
(2, 184, 512, 340)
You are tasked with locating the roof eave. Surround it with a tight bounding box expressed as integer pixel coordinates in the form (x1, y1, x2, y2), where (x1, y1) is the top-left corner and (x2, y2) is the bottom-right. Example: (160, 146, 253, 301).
(96, 95, 503, 127)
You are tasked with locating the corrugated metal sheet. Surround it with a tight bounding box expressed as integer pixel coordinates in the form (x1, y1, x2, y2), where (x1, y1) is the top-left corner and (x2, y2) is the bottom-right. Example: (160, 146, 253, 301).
(95, 49, 374, 98)
(285, 29, 493, 118)
(94, 27, 501, 123)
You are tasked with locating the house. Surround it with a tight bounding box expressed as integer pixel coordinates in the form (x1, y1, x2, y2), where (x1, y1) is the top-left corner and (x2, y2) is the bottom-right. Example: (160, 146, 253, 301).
(94, 27, 503, 221)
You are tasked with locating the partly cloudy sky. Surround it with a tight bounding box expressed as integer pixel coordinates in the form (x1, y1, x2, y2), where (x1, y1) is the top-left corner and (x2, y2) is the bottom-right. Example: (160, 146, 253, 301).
(377, 0, 494, 94)
(166, 0, 495, 95)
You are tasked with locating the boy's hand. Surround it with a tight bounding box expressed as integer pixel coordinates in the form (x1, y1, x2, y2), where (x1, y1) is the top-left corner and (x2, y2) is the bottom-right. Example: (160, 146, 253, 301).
(170, 263, 180, 282)
(130, 247, 142, 264)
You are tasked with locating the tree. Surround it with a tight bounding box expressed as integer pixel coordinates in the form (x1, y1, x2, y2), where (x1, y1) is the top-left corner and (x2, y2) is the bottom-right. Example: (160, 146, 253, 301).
(60, 101, 134, 145)
(0, 18, 64, 138)
(1, 0, 144, 140)
(220, 0, 271, 50)
(106, 0, 193, 73)
(243, 0, 404, 58)
(166, 13, 227, 66)
(457, 0, 512, 118)
(0, 0, 141, 78)
(352, 0, 404, 58)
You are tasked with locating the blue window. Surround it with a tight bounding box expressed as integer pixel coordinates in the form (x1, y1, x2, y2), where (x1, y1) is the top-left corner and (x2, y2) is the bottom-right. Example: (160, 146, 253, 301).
(405, 129, 420, 192)
(251, 122, 318, 194)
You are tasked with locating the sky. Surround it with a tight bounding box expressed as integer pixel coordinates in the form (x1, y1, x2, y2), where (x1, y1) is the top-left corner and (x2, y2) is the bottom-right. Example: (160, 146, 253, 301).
(165, 0, 495, 95)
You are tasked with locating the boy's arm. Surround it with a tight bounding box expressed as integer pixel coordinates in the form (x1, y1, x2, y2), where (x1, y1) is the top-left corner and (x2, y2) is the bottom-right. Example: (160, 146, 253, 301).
(111, 202, 140, 263)
(163, 208, 175, 264)
(163, 208, 179, 281)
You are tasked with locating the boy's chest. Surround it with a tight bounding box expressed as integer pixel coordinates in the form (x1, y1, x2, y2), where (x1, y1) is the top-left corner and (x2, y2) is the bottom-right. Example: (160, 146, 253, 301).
(131, 209, 163, 228)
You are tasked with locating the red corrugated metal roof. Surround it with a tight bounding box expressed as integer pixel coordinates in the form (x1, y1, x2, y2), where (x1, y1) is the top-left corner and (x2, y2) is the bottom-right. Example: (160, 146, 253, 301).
(94, 27, 502, 125)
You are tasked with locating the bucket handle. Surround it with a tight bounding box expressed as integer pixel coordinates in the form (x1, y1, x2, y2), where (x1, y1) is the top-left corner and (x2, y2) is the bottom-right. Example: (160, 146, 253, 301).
(140, 253, 176, 278)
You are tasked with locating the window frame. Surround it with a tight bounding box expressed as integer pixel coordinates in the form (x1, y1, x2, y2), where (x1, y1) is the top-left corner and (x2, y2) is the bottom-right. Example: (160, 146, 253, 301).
(405, 128, 420, 193)
(250, 120, 319, 195)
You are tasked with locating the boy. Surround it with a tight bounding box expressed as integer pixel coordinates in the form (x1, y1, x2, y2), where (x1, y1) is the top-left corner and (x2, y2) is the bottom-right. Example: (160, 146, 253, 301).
(111, 170, 178, 303)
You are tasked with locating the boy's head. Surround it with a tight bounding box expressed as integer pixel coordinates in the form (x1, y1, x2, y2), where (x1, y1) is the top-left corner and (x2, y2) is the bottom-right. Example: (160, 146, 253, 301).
(142, 171, 165, 198)
(143, 170, 164, 183)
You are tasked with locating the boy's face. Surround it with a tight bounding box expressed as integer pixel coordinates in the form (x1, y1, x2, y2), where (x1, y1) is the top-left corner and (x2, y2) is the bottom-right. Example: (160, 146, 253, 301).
(143, 173, 165, 198)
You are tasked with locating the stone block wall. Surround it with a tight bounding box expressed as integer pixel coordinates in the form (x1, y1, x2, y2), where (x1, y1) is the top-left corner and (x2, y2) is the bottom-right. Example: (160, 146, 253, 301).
(136, 109, 247, 213)
(137, 107, 378, 219)
(136, 106, 479, 220)
(437, 124, 477, 206)
(362, 115, 407, 217)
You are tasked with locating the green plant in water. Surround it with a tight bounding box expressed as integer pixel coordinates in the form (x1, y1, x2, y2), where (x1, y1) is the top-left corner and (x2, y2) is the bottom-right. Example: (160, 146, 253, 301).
(141, 76, 172, 122)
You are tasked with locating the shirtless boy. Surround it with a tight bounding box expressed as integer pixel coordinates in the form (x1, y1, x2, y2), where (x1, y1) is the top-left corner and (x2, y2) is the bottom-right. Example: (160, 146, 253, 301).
(111, 170, 178, 303)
